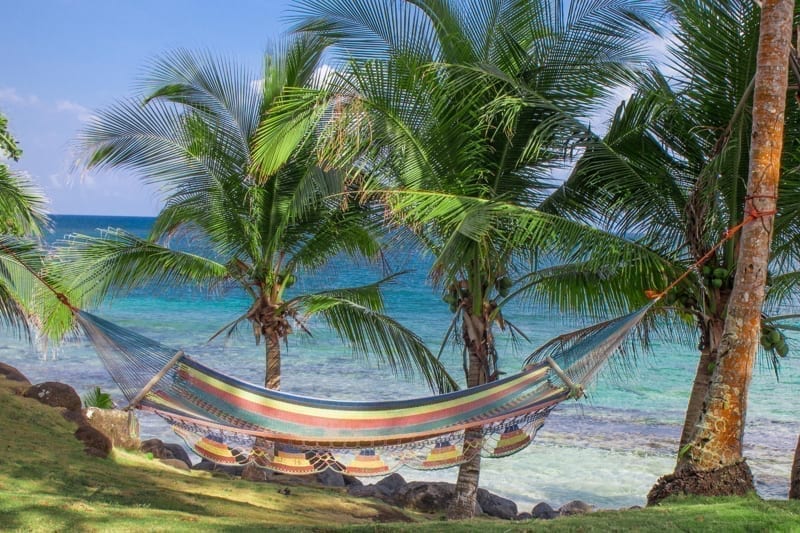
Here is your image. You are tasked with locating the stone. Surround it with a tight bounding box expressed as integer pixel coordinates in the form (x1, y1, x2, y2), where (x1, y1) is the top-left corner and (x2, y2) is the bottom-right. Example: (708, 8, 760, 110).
(161, 458, 191, 471)
(477, 488, 518, 520)
(84, 407, 140, 450)
(23, 381, 81, 412)
(559, 500, 594, 516)
(347, 484, 393, 501)
(376, 473, 407, 495)
(516, 512, 533, 520)
(395, 481, 455, 513)
(193, 458, 245, 477)
(61, 409, 87, 426)
(140, 438, 191, 468)
(0, 362, 31, 392)
(531, 502, 558, 519)
(316, 469, 346, 487)
(342, 474, 363, 487)
(74, 424, 112, 458)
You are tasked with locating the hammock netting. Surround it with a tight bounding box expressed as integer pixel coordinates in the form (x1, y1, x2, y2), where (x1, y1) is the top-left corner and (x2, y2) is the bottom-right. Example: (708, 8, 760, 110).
(76, 303, 652, 476)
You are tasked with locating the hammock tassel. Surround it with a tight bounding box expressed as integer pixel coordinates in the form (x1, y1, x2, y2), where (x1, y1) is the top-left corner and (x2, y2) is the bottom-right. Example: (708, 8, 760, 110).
(545, 356, 584, 399)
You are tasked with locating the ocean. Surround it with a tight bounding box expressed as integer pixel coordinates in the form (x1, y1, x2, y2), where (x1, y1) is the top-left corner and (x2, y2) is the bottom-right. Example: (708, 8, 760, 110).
(1, 214, 798, 511)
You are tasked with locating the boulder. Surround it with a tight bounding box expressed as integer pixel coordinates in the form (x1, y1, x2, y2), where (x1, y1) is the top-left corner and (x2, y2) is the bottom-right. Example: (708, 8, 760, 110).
(531, 502, 558, 519)
(347, 484, 393, 501)
(0, 362, 31, 392)
(477, 488, 518, 520)
(140, 438, 191, 468)
(23, 381, 81, 412)
(74, 424, 112, 458)
(315, 469, 346, 487)
(193, 458, 245, 477)
(376, 473, 407, 495)
(342, 474, 363, 487)
(160, 458, 191, 471)
(84, 407, 140, 450)
(559, 500, 594, 516)
(395, 481, 455, 513)
(516, 512, 533, 520)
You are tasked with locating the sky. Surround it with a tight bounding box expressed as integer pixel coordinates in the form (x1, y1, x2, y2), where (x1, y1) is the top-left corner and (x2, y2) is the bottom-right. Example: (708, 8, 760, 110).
(2, 1, 669, 217)
(1, 0, 297, 216)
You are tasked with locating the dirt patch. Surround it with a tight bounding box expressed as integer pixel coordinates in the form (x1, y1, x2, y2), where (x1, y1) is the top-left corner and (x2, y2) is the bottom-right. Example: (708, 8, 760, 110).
(647, 461, 754, 506)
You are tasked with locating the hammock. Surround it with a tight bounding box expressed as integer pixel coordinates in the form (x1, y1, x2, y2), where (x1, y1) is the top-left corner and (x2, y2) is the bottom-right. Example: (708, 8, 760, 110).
(75, 303, 652, 476)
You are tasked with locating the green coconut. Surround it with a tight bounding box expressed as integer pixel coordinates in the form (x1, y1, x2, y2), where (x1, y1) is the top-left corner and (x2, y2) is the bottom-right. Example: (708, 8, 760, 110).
(777, 342, 790, 357)
(713, 267, 729, 279)
(768, 329, 782, 343)
(711, 278, 723, 288)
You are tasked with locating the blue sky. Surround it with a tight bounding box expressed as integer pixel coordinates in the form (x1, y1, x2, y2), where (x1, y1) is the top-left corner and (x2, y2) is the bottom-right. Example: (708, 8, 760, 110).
(1, 0, 296, 216)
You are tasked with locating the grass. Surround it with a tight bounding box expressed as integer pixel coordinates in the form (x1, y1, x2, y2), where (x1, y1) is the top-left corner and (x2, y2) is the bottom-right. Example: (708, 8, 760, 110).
(2, 375, 800, 531)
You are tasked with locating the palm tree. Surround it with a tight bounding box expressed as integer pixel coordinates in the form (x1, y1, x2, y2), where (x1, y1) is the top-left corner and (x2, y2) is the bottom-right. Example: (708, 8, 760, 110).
(59, 40, 457, 397)
(280, 0, 662, 518)
(536, 0, 800, 500)
(0, 111, 68, 338)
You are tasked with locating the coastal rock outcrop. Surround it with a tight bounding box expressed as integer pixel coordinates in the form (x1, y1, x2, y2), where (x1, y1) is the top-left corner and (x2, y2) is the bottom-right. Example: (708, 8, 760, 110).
(84, 407, 140, 450)
(395, 481, 455, 513)
(0, 362, 31, 392)
(531, 502, 558, 519)
(140, 438, 192, 468)
(477, 488, 518, 520)
(559, 500, 594, 515)
(74, 424, 112, 458)
(23, 381, 82, 412)
(193, 458, 245, 477)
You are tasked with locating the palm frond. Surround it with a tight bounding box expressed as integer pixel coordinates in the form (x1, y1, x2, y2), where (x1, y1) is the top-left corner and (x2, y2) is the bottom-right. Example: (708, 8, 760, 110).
(54, 229, 228, 309)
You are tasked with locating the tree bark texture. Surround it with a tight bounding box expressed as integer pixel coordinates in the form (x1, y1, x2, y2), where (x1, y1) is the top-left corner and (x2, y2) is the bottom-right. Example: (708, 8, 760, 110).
(266, 332, 281, 390)
(679, 316, 725, 451)
(448, 311, 491, 519)
(790, 435, 800, 499)
(681, 0, 791, 472)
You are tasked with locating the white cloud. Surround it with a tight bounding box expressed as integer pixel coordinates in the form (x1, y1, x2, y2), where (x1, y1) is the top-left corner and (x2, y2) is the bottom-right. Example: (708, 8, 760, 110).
(0, 87, 39, 105)
(56, 100, 96, 123)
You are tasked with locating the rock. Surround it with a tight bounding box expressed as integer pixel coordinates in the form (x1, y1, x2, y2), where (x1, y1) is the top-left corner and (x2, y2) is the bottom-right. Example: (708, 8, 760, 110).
(342, 474, 363, 487)
(0, 362, 31, 392)
(140, 438, 191, 468)
(477, 488, 518, 520)
(192, 458, 245, 477)
(531, 502, 558, 519)
(559, 500, 594, 516)
(61, 409, 87, 426)
(74, 424, 112, 458)
(316, 469, 346, 487)
(516, 512, 533, 520)
(376, 473, 407, 495)
(347, 484, 393, 502)
(84, 407, 140, 450)
(163, 443, 192, 467)
(23, 381, 81, 412)
(395, 481, 455, 513)
(161, 458, 191, 471)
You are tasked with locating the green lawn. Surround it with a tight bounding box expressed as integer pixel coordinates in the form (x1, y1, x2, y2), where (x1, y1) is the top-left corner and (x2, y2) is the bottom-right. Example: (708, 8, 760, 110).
(2, 376, 800, 531)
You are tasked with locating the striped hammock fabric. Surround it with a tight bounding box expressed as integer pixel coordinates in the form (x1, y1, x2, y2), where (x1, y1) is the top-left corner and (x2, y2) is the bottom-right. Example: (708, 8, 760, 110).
(76, 303, 652, 476)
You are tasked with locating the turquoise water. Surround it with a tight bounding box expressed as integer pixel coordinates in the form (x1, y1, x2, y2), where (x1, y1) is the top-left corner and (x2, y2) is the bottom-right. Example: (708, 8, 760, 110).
(1, 214, 798, 510)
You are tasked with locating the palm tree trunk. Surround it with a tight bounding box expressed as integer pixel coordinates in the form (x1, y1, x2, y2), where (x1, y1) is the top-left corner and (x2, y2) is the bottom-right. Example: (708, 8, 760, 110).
(266, 332, 281, 390)
(679, 315, 725, 451)
(649, 0, 792, 503)
(448, 311, 490, 519)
